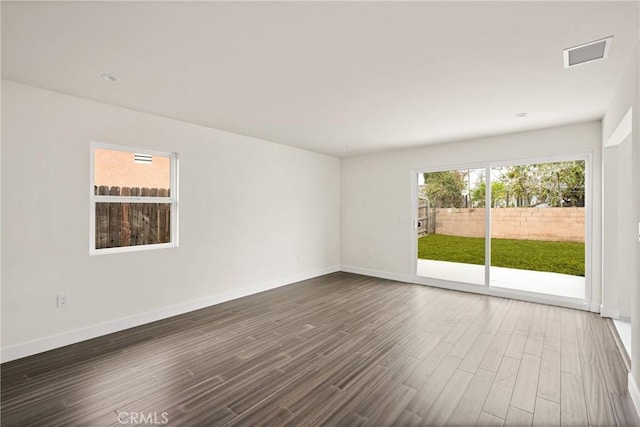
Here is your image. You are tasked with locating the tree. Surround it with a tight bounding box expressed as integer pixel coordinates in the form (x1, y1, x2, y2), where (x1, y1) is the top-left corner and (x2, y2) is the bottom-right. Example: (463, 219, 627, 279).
(496, 161, 585, 207)
(425, 161, 585, 210)
(471, 180, 507, 207)
(537, 161, 585, 207)
(501, 164, 537, 207)
(423, 171, 465, 208)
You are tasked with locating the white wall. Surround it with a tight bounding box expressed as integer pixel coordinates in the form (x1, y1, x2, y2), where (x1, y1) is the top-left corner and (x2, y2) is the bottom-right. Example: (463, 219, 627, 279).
(602, 46, 639, 323)
(1, 81, 341, 361)
(603, 134, 635, 320)
(341, 121, 602, 305)
(602, 39, 640, 397)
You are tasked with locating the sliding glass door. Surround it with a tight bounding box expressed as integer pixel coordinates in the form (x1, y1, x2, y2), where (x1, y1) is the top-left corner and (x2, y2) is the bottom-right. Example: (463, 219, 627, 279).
(488, 161, 585, 298)
(415, 158, 587, 302)
(417, 168, 486, 285)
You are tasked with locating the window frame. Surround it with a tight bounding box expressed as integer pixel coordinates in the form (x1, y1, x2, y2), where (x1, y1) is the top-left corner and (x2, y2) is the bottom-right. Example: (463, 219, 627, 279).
(89, 141, 179, 255)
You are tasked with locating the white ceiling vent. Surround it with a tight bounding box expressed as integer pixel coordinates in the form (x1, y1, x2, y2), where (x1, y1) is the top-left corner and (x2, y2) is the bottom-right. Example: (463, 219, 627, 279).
(563, 36, 613, 69)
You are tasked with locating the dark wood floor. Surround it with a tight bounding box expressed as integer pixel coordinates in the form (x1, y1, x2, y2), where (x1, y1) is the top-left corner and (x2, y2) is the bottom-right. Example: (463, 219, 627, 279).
(2, 272, 638, 426)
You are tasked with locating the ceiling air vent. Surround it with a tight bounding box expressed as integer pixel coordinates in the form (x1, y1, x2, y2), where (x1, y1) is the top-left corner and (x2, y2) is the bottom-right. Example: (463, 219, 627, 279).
(563, 36, 613, 69)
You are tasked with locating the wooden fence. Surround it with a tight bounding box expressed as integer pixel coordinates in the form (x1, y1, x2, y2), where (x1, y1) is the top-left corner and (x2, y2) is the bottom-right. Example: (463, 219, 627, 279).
(95, 186, 171, 249)
(417, 200, 436, 237)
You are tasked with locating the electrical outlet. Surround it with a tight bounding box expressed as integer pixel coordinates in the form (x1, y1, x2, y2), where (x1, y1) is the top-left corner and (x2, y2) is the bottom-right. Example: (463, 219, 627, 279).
(367, 248, 373, 257)
(57, 294, 68, 308)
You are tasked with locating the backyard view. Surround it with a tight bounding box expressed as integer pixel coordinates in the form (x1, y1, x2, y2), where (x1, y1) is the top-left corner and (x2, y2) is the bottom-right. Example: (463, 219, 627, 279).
(93, 148, 173, 249)
(418, 235, 584, 276)
(417, 160, 586, 297)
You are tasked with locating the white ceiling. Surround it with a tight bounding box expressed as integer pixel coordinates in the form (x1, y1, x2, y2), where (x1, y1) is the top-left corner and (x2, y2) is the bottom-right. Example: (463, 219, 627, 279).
(2, 1, 639, 157)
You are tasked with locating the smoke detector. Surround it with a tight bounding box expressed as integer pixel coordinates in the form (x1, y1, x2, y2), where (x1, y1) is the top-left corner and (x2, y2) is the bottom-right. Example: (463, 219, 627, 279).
(563, 36, 613, 69)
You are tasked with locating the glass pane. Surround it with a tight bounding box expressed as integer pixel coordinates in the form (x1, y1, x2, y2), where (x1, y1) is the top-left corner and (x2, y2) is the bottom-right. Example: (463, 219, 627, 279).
(95, 202, 171, 249)
(489, 161, 585, 299)
(94, 148, 171, 196)
(417, 168, 486, 285)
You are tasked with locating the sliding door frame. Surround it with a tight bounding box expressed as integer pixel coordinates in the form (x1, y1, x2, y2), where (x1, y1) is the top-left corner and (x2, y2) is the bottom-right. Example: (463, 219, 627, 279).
(411, 152, 592, 311)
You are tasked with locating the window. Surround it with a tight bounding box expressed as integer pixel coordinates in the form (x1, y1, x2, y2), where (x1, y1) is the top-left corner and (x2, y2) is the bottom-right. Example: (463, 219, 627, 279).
(90, 142, 178, 254)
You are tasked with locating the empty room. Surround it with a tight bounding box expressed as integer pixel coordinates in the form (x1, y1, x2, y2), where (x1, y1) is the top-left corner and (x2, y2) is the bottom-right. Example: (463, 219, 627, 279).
(2, 1, 640, 426)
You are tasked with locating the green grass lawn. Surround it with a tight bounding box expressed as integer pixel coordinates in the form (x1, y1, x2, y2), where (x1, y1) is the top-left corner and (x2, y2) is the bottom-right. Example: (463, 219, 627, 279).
(418, 234, 585, 276)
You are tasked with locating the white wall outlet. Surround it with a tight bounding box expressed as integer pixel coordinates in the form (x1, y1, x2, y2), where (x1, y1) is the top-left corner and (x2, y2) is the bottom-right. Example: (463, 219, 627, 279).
(57, 294, 69, 308)
(367, 248, 373, 257)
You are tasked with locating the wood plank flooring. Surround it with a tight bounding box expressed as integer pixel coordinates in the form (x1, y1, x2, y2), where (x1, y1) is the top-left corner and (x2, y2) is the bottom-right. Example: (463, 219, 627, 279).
(2, 272, 638, 426)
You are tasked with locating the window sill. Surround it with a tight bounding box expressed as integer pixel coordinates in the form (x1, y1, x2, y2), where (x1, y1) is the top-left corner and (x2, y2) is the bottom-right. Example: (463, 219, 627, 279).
(90, 242, 178, 256)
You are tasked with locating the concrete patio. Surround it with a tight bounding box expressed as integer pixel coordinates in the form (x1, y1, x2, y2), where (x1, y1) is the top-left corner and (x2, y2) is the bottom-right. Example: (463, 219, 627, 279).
(417, 259, 585, 299)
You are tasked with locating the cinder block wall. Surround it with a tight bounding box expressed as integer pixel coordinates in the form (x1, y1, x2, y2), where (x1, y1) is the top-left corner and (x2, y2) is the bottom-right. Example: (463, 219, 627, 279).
(435, 207, 584, 242)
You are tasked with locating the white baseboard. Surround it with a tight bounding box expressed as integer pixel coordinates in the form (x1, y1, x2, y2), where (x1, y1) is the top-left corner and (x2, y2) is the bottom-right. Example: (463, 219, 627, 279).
(590, 302, 601, 313)
(600, 305, 620, 319)
(340, 265, 414, 284)
(630, 373, 640, 419)
(1, 265, 340, 363)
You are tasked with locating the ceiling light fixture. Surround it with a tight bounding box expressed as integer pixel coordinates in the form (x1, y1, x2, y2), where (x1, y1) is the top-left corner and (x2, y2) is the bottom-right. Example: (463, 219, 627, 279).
(514, 112, 528, 118)
(563, 36, 613, 69)
(100, 73, 120, 82)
